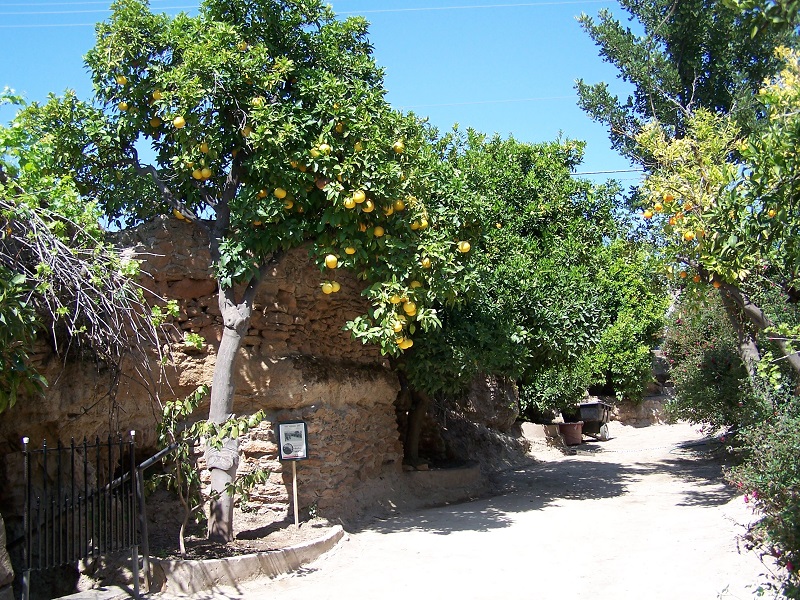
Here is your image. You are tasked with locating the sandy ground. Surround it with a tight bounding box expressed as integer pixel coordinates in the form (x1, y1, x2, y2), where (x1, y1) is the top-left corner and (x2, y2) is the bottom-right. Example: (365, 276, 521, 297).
(152, 422, 776, 600)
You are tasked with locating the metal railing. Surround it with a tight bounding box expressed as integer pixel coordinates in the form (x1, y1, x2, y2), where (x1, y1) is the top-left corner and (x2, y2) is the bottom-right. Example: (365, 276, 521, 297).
(21, 432, 141, 600)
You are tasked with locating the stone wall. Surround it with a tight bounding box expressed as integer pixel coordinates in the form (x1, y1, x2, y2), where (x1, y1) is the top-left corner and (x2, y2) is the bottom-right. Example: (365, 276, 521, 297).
(0, 216, 404, 529)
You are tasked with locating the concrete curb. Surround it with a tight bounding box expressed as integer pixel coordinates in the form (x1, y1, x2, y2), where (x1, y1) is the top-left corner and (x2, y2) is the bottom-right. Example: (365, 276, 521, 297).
(150, 524, 345, 595)
(54, 525, 346, 599)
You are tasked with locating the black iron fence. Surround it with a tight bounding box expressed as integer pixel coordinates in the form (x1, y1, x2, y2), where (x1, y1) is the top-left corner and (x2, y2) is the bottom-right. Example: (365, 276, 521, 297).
(21, 433, 141, 600)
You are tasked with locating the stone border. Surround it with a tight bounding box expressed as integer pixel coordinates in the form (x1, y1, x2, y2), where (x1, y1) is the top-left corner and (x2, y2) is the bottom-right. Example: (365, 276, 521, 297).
(54, 525, 345, 599)
(150, 524, 345, 595)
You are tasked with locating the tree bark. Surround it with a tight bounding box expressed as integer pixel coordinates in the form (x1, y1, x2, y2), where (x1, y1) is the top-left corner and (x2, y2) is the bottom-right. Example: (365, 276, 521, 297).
(721, 283, 800, 377)
(205, 252, 281, 542)
(718, 288, 762, 384)
(206, 286, 251, 542)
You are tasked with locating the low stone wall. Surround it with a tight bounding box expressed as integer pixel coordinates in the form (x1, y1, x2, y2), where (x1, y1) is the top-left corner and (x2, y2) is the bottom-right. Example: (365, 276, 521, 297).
(613, 395, 670, 427)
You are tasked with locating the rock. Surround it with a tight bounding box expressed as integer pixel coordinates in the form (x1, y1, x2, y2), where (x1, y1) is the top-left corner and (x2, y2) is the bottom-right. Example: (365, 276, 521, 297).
(168, 278, 217, 299)
(458, 374, 519, 432)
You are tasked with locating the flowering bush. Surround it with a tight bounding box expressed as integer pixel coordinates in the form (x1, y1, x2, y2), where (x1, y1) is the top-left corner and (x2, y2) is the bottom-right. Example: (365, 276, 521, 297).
(729, 400, 800, 598)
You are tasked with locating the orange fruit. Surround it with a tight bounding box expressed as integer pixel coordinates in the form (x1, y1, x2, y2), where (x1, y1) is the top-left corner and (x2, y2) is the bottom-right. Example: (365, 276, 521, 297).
(324, 254, 338, 269)
(274, 188, 287, 199)
(173, 116, 186, 129)
(458, 241, 471, 253)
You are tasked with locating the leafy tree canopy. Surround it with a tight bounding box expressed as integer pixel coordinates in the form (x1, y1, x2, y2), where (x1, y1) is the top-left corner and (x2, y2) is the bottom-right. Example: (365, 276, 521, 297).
(576, 0, 792, 164)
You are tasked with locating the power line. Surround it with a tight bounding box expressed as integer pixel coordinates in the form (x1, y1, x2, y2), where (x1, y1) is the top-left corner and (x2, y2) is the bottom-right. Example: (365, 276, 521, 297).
(399, 95, 576, 109)
(1, 4, 194, 14)
(0, 0, 613, 25)
(337, 1, 609, 15)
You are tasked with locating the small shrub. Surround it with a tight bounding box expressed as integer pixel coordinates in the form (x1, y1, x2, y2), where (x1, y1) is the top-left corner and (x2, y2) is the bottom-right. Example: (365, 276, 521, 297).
(661, 292, 766, 430)
(728, 398, 800, 598)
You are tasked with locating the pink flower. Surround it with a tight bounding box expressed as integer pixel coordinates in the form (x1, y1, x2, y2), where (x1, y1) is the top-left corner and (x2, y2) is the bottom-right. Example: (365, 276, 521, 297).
(744, 494, 750, 503)
(752, 490, 759, 500)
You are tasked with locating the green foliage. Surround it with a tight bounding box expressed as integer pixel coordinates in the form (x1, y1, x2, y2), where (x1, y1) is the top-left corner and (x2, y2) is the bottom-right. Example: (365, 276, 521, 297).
(151, 384, 268, 552)
(22, 0, 479, 361)
(577, 0, 790, 162)
(1, 89, 168, 406)
(588, 240, 668, 401)
(0, 268, 45, 413)
(728, 397, 800, 598)
(662, 291, 765, 429)
(388, 131, 667, 414)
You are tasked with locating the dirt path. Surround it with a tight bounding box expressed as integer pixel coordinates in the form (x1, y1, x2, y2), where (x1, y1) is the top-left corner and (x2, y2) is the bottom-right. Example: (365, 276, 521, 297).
(156, 423, 772, 599)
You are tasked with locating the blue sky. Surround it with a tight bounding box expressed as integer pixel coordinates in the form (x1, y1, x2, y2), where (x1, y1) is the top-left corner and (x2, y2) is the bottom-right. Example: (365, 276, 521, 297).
(0, 0, 641, 184)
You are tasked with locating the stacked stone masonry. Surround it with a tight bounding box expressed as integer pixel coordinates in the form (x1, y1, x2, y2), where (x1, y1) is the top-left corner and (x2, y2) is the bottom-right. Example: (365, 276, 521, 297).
(0, 216, 404, 531)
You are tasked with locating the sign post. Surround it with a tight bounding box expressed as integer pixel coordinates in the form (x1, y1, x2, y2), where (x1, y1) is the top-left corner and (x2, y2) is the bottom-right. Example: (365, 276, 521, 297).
(277, 421, 308, 527)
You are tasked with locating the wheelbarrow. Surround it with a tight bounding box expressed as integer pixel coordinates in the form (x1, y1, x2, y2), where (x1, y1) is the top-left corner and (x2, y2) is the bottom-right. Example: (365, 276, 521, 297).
(578, 401, 612, 441)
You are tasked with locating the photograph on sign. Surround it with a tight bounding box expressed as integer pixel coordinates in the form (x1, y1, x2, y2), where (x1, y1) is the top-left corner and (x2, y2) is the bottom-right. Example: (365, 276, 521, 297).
(277, 421, 308, 460)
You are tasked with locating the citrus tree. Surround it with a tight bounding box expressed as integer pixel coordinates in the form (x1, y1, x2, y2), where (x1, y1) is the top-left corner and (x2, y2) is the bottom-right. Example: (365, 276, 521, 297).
(394, 131, 666, 428)
(22, 0, 476, 540)
(635, 49, 800, 387)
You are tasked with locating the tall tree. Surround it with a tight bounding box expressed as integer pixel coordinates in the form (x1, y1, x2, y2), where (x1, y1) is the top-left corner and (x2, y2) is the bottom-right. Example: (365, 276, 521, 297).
(576, 0, 790, 164)
(386, 131, 666, 429)
(25, 0, 474, 540)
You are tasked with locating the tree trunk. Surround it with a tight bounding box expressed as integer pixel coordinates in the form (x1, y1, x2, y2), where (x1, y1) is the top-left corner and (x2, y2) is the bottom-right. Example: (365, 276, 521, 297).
(204, 251, 281, 542)
(404, 389, 431, 467)
(205, 287, 252, 542)
(722, 284, 800, 377)
(719, 289, 762, 384)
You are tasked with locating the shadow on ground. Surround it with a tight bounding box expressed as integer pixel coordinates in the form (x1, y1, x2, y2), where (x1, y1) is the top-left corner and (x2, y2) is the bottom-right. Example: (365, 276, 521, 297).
(361, 434, 736, 537)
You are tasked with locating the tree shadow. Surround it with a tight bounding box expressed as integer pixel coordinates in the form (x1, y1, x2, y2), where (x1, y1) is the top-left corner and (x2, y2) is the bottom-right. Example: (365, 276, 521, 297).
(359, 434, 739, 536)
(361, 459, 640, 536)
